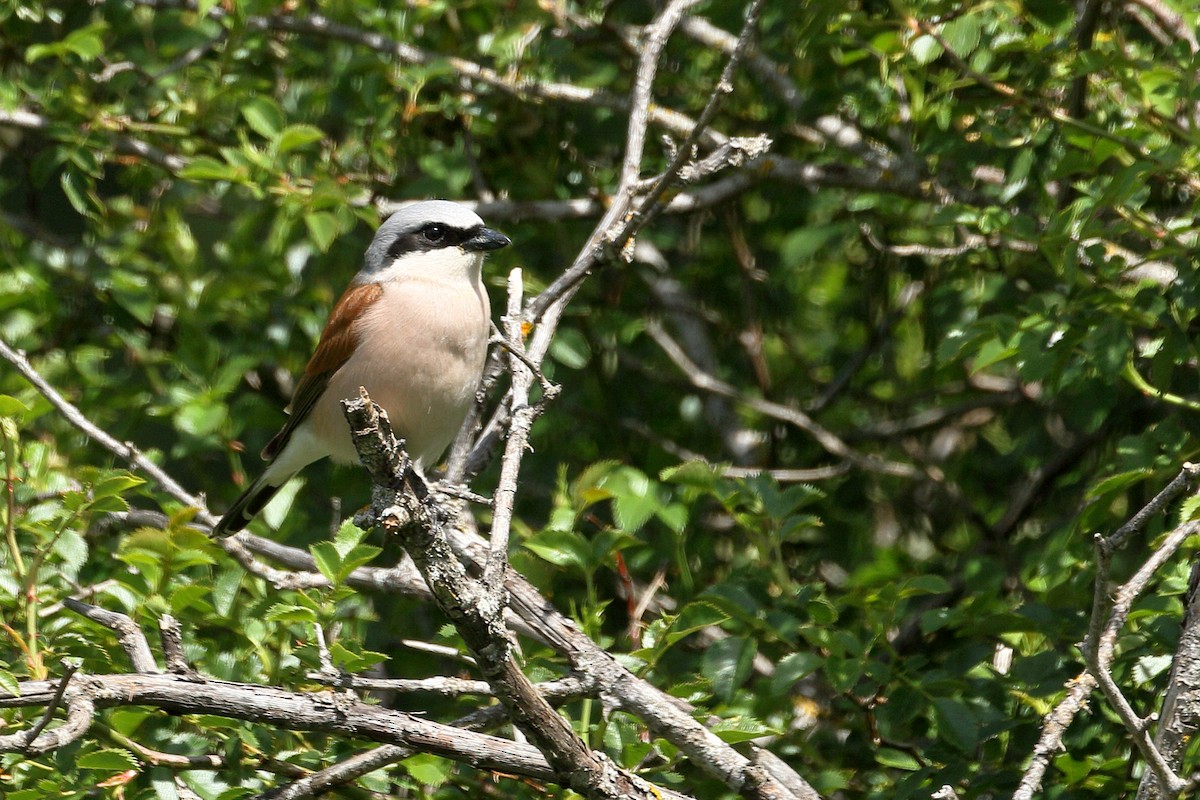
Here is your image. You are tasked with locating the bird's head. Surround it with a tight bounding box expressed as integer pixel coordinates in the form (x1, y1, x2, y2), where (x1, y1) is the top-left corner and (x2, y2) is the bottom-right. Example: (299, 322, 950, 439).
(359, 200, 510, 284)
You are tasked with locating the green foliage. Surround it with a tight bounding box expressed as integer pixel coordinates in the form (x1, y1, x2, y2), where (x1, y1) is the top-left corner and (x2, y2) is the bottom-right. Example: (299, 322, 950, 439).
(4, 0, 1200, 797)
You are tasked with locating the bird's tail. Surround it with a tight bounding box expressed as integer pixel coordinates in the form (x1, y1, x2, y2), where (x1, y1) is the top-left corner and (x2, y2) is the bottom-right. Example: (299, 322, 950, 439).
(213, 468, 294, 537)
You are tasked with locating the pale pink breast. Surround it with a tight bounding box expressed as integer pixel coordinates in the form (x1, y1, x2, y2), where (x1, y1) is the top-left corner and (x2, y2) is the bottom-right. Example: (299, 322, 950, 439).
(309, 277, 490, 467)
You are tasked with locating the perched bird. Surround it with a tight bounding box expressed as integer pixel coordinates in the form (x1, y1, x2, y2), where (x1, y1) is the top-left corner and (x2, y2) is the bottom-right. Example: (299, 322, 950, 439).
(214, 200, 509, 536)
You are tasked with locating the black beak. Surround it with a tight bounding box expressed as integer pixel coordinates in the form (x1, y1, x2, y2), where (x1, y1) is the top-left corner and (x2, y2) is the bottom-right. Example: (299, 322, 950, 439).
(464, 227, 511, 252)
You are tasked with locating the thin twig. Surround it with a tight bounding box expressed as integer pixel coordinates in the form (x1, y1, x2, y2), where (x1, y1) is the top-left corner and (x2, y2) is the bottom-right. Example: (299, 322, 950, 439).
(1136, 557, 1200, 799)
(103, 723, 223, 769)
(636, 0, 768, 233)
(64, 598, 159, 674)
(646, 321, 920, 479)
(159, 614, 196, 676)
(18, 659, 79, 750)
(0, 340, 212, 524)
(1013, 672, 1097, 800)
(1084, 518, 1200, 796)
(482, 270, 534, 597)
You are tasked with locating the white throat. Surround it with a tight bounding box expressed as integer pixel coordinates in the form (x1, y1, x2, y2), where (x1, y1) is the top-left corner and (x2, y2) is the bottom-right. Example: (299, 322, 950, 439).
(358, 248, 484, 287)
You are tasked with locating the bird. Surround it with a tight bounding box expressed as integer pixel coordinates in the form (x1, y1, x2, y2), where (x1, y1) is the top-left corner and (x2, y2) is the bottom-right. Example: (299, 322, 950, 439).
(213, 200, 509, 536)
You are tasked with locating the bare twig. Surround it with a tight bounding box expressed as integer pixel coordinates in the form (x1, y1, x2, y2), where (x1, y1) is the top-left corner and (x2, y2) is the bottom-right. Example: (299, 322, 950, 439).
(262, 674, 594, 800)
(1013, 673, 1097, 800)
(482, 270, 535, 597)
(257, 745, 404, 800)
(1123, 0, 1198, 53)
(1027, 464, 1200, 800)
(343, 391, 674, 800)
(0, 108, 186, 173)
(103, 723, 224, 769)
(679, 14, 803, 113)
(1077, 462, 1200, 800)
(9, 660, 80, 752)
(1137, 558, 1200, 799)
(1102, 463, 1200, 555)
(646, 321, 920, 479)
(0, 340, 212, 525)
(159, 614, 196, 676)
(635, 0, 769, 233)
(1086, 525, 1199, 796)
(0, 671, 558, 780)
(64, 598, 159, 674)
(524, 0, 704, 331)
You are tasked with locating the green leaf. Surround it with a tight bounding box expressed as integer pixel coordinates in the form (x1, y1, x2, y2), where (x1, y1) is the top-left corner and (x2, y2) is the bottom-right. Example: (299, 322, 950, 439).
(781, 225, 846, 266)
(0, 668, 20, 697)
(277, 124, 325, 153)
(332, 520, 368, 556)
(214, 789, 257, 800)
(807, 598, 837, 625)
(0, 395, 31, 416)
(900, 574, 952, 597)
(264, 603, 318, 624)
(168, 584, 212, 615)
(942, 14, 983, 56)
(335, 544, 382, 582)
(524, 528, 591, 571)
(710, 716, 781, 743)
(909, 34, 943, 65)
(770, 652, 823, 694)
(91, 473, 145, 499)
(26, 23, 107, 63)
(641, 600, 730, 659)
(262, 478, 305, 529)
(875, 747, 921, 770)
(661, 460, 722, 490)
(1134, 654, 1173, 685)
(304, 212, 339, 253)
(933, 697, 979, 752)
(60, 172, 94, 217)
(330, 641, 388, 671)
(1088, 468, 1152, 499)
(77, 748, 138, 771)
(603, 468, 659, 532)
(176, 401, 227, 437)
(1179, 493, 1200, 525)
(701, 636, 757, 702)
(971, 337, 1017, 372)
(211, 567, 243, 618)
(310, 542, 342, 585)
(179, 156, 242, 182)
(241, 97, 285, 140)
(404, 753, 453, 787)
(549, 327, 591, 369)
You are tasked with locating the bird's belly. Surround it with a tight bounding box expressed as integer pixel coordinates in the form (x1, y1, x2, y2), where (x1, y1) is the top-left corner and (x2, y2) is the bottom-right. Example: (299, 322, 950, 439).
(308, 279, 489, 467)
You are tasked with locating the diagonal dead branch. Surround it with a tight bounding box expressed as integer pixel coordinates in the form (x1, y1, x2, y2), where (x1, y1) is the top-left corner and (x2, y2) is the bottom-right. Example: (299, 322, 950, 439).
(0, 340, 211, 525)
(0, 660, 82, 753)
(64, 598, 159, 674)
(1137, 556, 1200, 799)
(342, 391, 679, 800)
(1073, 466, 1200, 798)
(1013, 672, 1097, 800)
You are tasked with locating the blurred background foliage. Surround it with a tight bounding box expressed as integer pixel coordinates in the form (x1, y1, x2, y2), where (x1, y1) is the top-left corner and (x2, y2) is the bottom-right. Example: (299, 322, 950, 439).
(2, 0, 1200, 797)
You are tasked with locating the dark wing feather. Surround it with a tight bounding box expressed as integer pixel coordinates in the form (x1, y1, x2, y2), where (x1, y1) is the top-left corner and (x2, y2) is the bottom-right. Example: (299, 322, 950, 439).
(261, 281, 384, 460)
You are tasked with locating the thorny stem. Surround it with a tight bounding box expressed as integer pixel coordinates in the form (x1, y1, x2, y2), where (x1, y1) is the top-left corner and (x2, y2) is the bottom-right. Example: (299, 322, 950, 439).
(0, 420, 23, 580)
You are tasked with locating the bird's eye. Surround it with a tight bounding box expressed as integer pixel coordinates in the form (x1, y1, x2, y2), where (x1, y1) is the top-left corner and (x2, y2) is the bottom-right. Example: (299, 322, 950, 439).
(422, 224, 447, 243)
